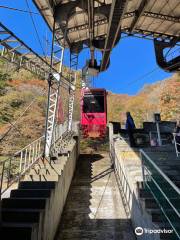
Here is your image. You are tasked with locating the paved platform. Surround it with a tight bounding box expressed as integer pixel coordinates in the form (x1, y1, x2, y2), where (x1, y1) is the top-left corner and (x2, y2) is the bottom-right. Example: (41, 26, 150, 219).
(55, 153, 136, 240)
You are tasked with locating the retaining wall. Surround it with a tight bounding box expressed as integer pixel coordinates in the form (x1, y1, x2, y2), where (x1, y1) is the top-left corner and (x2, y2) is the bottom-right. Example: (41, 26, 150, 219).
(109, 123, 160, 240)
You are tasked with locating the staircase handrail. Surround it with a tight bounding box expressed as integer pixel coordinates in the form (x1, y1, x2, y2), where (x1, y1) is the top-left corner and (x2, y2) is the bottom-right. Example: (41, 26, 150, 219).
(140, 149, 180, 238)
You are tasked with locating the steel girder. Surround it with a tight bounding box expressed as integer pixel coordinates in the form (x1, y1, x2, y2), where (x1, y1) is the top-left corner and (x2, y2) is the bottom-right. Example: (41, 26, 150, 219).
(154, 38, 180, 72)
(0, 22, 73, 87)
(67, 71, 77, 132)
(33, 0, 180, 74)
(44, 44, 64, 157)
(115, 10, 180, 23)
(65, 12, 180, 35)
(0, 22, 49, 79)
(100, 0, 128, 72)
(129, 0, 148, 32)
(67, 52, 78, 132)
(122, 28, 180, 42)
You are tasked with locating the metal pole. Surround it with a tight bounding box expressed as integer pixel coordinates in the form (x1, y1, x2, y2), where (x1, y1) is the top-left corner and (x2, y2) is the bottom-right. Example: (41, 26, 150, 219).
(156, 122, 162, 146)
(42, 19, 56, 159)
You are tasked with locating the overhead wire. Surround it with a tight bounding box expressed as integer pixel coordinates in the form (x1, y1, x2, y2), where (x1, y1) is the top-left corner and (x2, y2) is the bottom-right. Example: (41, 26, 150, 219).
(0, 4, 75, 142)
(1, 4, 179, 45)
(164, 46, 180, 58)
(1, 3, 178, 109)
(0, 5, 85, 19)
(25, 0, 47, 57)
(126, 67, 159, 87)
(0, 5, 45, 16)
(125, 47, 179, 88)
(0, 87, 47, 142)
(0, 75, 72, 143)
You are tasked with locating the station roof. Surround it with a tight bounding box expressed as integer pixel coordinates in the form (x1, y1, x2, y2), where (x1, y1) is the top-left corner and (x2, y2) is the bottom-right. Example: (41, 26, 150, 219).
(33, 0, 180, 71)
(33, 0, 180, 42)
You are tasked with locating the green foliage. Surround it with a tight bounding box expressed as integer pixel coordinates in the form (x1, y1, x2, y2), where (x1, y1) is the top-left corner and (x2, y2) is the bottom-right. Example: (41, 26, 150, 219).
(0, 91, 35, 125)
(11, 69, 35, 81)
(0, 71, 10, 95)
(36, 95, 47, 114)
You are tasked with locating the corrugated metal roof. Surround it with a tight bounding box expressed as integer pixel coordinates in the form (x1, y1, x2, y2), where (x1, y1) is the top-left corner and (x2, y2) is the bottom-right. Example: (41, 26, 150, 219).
(33, 0, 180, 45)
(32, 0, 179, 72)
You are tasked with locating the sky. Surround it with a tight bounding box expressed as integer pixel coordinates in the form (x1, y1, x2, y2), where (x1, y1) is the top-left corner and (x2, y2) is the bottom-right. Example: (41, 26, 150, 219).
(0, 0, 172, 95)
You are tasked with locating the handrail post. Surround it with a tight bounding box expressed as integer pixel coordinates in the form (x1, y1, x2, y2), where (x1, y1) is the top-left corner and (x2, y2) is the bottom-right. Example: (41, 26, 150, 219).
(156, 122, 162, 146)
(0, 162, 5, 198)
(7, 157, 12, 187)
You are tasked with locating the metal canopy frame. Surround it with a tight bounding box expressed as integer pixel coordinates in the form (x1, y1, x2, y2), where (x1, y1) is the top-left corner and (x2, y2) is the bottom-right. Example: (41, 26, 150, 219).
(33, 0, 180, 73)
(100, 0, 128, 71)
(43, 29, 65, 157)
(0, 22, 49, 79)
(67, 52, 78, 132)
(0, 22, 73, 86)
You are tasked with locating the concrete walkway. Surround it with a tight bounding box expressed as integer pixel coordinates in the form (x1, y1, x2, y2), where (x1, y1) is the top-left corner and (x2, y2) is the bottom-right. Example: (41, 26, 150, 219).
(55, 153, 136, 240)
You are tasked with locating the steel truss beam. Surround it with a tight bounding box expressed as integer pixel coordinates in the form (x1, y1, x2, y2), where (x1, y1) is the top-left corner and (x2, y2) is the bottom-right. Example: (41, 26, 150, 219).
(129, 0, 148, 32)
(0, 22, 72, 87)
(123, 11, 180, 23)
(67, 71, 77, 132)
(67, 18, 108, 34)
(143, 12, 180, 23)
(67, 52, 78, 132)
(122, 28, 179, 42)
(0, 23, 49, 79)
(70, 52, 78, 70)
(154, 38, 180, 72)
(44, 24, 77, 157)
(100, 0, 128, 72)
(44, 21, 66, 157)
(59, 10, 179, 36)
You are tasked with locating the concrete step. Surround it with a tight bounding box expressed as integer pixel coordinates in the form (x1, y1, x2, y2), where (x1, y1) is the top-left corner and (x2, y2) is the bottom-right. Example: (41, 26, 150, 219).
(144, 198, 180, 209)
(25, 174, 59, 182)
(149, 209, 170, 223)
(151, 211, 180, 226)
(154, 221, 180, 230)
(1, 222, 38, 240)
(168, 175, 180, 181)
(139, 187, 179, 198)
(2, 208, 43, 223)
(160, 232, 178, 240)
(138, 178, 180, 188)
(146, 178, 180, 191)
(2, 198, 47, 209)
(19, 181, 56, 189)
(139, 188, 153, 198)
(10, 189, 52, 198)
(29, 164, 64, 175)
(35, 163, 65, 170)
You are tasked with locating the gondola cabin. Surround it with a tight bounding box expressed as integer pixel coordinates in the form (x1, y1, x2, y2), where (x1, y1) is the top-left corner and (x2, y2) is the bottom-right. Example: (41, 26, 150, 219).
(81, 88, 107, 138)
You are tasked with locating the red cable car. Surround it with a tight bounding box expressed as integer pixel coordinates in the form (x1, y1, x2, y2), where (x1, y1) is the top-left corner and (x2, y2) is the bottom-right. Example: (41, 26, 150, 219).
(81, 88, 107, 138)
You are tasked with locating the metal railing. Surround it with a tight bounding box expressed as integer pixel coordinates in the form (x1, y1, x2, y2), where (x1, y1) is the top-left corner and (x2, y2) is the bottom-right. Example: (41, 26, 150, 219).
(140, 149, 180, 239)
(51, 121, 68, 147)
(173, 133, 180, 157)
(0, 121, 69, 197)
(110, 143, 135, 216)
(0, 136, 44, 196)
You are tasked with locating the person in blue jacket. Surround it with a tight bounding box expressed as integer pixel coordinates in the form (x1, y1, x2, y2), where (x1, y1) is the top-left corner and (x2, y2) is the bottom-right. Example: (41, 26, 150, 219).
(174, 123, 180, 152)
(126, 112, 136, 147)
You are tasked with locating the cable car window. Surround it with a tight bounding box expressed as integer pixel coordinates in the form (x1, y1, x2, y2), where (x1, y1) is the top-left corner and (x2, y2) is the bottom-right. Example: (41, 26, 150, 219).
(83, 95, 104, 113)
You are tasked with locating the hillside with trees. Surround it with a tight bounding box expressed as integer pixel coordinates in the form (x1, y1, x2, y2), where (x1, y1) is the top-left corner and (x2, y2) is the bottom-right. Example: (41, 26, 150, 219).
(112, 73, 180, 127)
(0, 57, 179, 156)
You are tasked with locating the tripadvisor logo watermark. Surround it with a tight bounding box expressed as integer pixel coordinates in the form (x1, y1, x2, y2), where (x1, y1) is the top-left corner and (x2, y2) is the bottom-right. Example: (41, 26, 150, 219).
(135, 227, 144, 236)
(135, 227, 173, 236)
